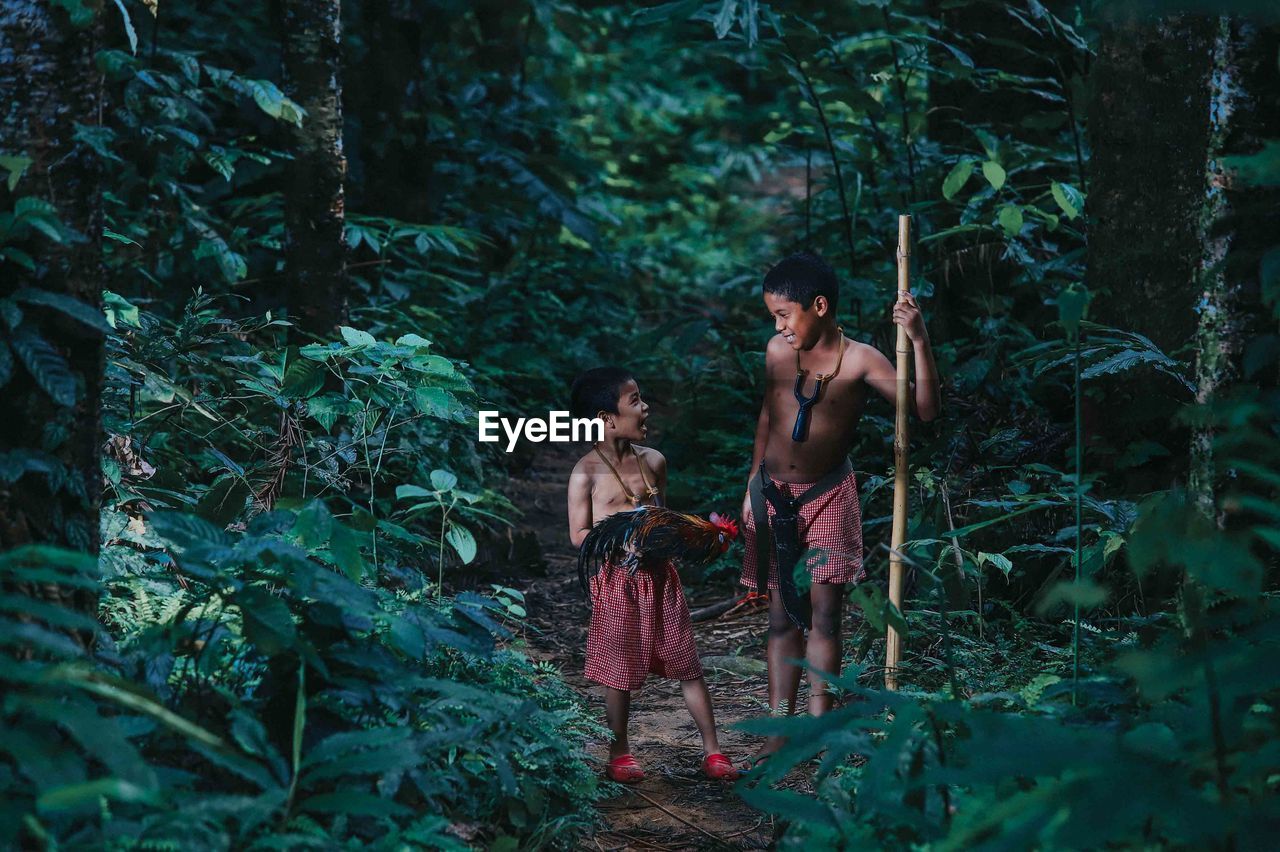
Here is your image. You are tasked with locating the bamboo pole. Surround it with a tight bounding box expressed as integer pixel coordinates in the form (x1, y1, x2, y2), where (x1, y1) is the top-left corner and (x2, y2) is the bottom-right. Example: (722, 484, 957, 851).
(885, 214, 912, 691)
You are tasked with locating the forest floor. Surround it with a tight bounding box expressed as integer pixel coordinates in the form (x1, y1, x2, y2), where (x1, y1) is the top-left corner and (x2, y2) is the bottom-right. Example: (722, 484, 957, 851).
(500, 443, 870, 850)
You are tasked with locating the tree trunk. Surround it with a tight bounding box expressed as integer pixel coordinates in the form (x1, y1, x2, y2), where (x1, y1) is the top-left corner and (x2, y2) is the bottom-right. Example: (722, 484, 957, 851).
(282, 0, 347, 334)
(1188, 19, 1280, 520)
(0, 2, 104, 626)
(1188, 19, 1241, 521)
(1088, 14, 1218, 355)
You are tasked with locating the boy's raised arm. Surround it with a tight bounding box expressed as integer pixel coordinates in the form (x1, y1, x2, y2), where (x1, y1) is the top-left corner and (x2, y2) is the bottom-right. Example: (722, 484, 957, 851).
(567, 464, 594, 548)
(863, 293, 941, 421)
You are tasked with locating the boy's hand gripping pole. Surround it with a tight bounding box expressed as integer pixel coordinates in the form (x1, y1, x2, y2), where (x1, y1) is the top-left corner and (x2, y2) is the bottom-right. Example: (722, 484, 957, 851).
(886, 214, 912, 691)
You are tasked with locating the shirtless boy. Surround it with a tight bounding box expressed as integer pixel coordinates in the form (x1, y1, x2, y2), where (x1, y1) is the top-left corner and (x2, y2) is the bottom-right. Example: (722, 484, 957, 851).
(567, 366, 737, 782)
(740, 252, 940, 761)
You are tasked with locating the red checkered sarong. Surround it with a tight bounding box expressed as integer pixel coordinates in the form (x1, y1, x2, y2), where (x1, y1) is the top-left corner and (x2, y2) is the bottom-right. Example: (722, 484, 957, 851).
(739, 466, 865, 589)
(585, 558, 703, 691)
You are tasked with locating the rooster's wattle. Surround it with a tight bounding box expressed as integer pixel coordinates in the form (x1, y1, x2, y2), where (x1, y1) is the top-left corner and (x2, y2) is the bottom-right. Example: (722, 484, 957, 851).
(577, 507, 739, 592)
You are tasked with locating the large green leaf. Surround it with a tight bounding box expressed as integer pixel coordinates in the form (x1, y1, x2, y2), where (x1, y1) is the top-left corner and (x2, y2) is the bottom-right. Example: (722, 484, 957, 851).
(294, 501, 332, 549)
(0, 154, 31, 190)
(446, 523, 477, 565)
(328, 520, 365, 581)
(9, 326, 77, 406)
(238, 78, 305, 126)
(1051, 181, 1083, 219)
(48, 666, 231, 753)
(942, 159, 974, 200)
(301, 727, 412, 769)
(998, 204, 1024, 237)
(305, 395, 345, 431)
(414, 386, 464, 420)
(395, 484, 435, 501)
(12, 288, 111, 334)
(37, 779, 157, 813)
(339, 326, 377, 348)
(847, 583, 909, 639)
(981, 160, 1006, 191)
(21, 696, 155, 787)
(431, 469, 458, 492)
(977, 551, 1013, 578)
(736, 784, 838, 828)
(238, 587, 296, 655)
(1057, 284, 1090, 342)
(148, 511, 232, 551)
(196, 475, 251, 528)
(281, 358, 326, 399)
(394, 332, 431, 348)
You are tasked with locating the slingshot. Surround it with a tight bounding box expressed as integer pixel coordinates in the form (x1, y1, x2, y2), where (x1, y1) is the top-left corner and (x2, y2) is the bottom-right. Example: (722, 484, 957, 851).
(791, 326, 846, 442)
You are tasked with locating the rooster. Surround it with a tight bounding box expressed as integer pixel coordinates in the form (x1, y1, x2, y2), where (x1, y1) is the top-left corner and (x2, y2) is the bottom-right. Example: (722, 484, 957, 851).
(578, 507, 739, 592)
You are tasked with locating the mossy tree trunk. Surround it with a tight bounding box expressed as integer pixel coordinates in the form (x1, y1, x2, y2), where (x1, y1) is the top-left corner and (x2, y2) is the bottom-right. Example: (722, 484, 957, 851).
(282, 0, 347, 334)
(1090, 13, 1278, 514)
(1188, 19, 1243, 522)
(1188, 19, 1280, 520)
(0, 1, 105, 628)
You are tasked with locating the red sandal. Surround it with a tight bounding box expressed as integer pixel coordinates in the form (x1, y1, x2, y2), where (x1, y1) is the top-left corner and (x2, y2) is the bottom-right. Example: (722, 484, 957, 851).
(606, 753, 645, 784)
(702, 752, 739, 781)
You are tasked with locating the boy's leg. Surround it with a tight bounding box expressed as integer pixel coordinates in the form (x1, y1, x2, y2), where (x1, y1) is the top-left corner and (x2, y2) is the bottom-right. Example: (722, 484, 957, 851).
(604, 686, 632, 759)
(679, 676, 721, 756)
(806, 582, 845, 715)
(751, 591, 805, 761)
(766, 591, 806, 713)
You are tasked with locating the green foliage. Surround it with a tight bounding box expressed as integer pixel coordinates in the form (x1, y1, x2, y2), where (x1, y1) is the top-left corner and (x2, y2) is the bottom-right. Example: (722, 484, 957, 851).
(740, 395, 1280, 849)
(5, 0, 1277, 847)
(3, 275, 602, 843)
(5, 509, 600, 846)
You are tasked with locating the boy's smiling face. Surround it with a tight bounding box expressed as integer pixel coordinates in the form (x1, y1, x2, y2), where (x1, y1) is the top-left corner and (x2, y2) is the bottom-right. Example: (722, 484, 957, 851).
(765, 291, 830, 350)
(601, 378, 649, 441)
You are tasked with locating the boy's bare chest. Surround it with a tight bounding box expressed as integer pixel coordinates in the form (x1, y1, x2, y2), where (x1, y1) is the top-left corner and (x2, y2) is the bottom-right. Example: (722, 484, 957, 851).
(589, 465, 658, 516)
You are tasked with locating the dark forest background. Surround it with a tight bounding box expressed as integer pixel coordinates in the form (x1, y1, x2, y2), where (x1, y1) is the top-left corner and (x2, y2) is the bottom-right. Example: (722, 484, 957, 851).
(2, 0, 1279, 848)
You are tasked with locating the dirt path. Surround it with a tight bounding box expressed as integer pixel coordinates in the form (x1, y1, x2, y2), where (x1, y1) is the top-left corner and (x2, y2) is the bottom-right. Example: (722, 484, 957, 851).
(503, 444, 775, 850)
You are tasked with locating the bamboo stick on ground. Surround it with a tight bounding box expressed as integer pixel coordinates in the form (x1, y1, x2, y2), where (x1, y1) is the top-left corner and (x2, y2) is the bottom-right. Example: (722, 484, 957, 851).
(886, 214, 912, 691)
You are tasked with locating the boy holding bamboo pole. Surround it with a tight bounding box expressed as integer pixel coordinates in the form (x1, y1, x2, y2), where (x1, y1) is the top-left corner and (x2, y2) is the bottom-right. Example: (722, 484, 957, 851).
(740, 249, 940, 763)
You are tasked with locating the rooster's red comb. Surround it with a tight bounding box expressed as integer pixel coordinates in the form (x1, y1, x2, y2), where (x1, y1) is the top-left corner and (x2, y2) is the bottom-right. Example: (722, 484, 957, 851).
(709, 512, 740, 541)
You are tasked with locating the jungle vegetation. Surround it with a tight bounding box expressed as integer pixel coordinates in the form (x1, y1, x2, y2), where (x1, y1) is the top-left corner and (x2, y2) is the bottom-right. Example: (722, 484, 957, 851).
(1, 0, 1278, 848)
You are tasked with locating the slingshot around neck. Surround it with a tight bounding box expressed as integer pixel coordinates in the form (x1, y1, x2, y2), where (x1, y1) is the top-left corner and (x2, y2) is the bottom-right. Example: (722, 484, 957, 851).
(792, 327, 846, 442)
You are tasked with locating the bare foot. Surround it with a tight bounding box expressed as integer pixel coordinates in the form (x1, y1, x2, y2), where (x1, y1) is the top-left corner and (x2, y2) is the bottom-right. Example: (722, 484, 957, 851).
(746, 735, 786, 768)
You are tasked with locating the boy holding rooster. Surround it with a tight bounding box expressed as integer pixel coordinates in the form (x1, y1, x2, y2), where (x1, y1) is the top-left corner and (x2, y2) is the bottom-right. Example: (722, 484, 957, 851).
(567, 367, 740, 783)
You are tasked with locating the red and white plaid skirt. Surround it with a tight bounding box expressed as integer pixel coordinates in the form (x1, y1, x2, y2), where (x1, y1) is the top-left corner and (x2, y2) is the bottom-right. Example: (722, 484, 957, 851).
(585, 558, 703, 691)
(739, 466, 865, 589)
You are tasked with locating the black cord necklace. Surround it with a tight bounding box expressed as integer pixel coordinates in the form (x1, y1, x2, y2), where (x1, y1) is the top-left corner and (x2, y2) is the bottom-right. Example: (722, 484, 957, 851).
(791, 327, 846, 442)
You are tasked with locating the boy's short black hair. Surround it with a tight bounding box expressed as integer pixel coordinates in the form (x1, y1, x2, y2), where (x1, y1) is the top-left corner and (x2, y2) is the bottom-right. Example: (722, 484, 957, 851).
(763, 251, 839, 312)
(570, 366, 635, 420)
